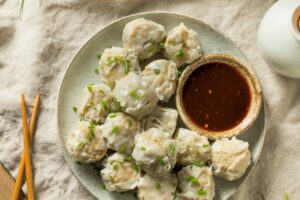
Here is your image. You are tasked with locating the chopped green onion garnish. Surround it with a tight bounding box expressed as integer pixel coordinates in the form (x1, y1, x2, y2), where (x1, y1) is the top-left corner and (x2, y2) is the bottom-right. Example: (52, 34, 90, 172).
(94, 68, 99, 74)
(118, 145, 126, 153)
(157, 156, 166, 166)
(135, 93, 143, 100)
(129, 90, 136, 96)
(140, 146, 146, 151)
(99, 90, 105, 95)
(111, 126, 119, 135)
(284, 192, 289, 200)
(19, 0, 25, 18)
(146, 40, 156, 53)
(114, 56, 125, 62)
(128, 119, 133, 127)
(154, 183, 161, 190)
(177, 70, 182, 78)
(76, 141, 85, 149)
(87, 83, 94, 93)
(124, 60, 130, 74)
(124, 156, 133, 162)
(159, 42, 165, 48)
(100, 100, 108, 111)
(109, 113, 117, 118)
(107, 57, 115, 64)
(203, 144, 210, 148)
(192, 160, 205, 167)
(171, 191, 177, 197)
(153, 69, 160, 75)
(100, 183, 106, 190)
(107, 56, 130, 75)
(113, 100, 122, 110)
(105, 82, 113, 88)
(174, 49, 184, 58)
(97, 53, 102, 59)
(112, 163, 119, 170)
(132, 163, 139, 172)
(87, 130, 95, 142)
(197, 189, 207, 196)
(72, 106, 78, 113)
(169, 144, 175, 157)
(87, 122, 95, 142)
(88, 122, 95, 130)
(185, 176, 199, 184)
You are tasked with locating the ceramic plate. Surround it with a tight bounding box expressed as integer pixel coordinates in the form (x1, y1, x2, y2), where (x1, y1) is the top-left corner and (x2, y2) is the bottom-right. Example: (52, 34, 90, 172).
(57, 12, 265, 200)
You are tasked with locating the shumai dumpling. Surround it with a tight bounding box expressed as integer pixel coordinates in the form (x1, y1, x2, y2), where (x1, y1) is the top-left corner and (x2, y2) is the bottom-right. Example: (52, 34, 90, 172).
(132, 128, 178, 178)
(100, 153, 140, 192)
(98, 46, 140, 84)
(177, 165, 215, 200)
(137, 173, 177, 200)
(122, 18, 165, 60)
(78, 83, 120, 124)
(142, 59, 178, 102)
(164, 23, 202, 66)
(211, 137, 251, 181)
(175, 128, 211, 166)
(142, 106, 178, 137)
(66, 121, 107, 163)
(113, 72, 159, 119)
(101, 112, 140, 155)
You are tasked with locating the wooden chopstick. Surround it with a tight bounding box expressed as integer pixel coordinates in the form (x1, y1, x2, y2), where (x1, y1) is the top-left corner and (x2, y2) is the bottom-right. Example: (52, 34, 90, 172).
(11, 95, 39, 200)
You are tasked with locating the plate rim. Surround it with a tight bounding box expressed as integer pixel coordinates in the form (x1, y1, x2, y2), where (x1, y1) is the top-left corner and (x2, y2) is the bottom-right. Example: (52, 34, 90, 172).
(56, 11, 266, 200)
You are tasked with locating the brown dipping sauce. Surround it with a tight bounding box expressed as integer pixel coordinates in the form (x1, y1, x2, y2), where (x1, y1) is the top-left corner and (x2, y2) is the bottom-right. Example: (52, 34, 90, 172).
(182, 62, 251, 132)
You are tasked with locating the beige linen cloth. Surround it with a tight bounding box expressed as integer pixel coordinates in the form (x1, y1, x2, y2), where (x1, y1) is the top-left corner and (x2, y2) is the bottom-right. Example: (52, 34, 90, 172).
(0, 0, 299, 199)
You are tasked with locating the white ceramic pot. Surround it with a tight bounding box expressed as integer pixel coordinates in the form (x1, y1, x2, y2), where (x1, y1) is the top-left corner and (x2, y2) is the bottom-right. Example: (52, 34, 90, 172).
(258, 0, 300, 78)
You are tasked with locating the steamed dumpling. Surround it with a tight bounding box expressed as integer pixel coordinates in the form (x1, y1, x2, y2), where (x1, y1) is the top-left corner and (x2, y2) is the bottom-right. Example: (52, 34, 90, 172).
(164, 23, 202, 66)
(113, 72, 159, 119)
(211, 137, 251, 181)
(142, 106, 178, 136)
(123, 18, 165, 59)
(66, 121, 107, 163)
(98, 47, 140, 84)
(177, 165, 215, 200)
(101, 112, 140, 154)
(137, 173, 177, 200)
(132, 128, 178, 177)
(78, 83, 119, 124)
(142, 59, 178, 102)
(100, 153, 140, 192)
(175, 128, 211, 166)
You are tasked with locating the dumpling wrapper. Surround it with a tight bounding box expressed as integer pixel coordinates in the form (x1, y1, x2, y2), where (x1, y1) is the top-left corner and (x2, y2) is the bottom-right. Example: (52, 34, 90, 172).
(175, 128, 211, 166)
(78, 83, 120, 124)
(100, 112, 140, 155)
(98, 46, 140, 85)
(137, 173, 177, 200)
(101, 153, 140, 192)
(132, 128, 178, 178)
(66, 121, 107, 163)
(211, 137, 251, 181)
(123, 18, 165, 60)
(177, 165, 215, 200)
(113, 72, 159, 119)
(142, 59, 178, 102)
(142, 106, 178, 137)
(164, 23, 202, 66)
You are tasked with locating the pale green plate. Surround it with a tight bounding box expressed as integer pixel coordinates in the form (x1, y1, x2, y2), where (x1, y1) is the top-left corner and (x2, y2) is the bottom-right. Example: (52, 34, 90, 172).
(57, 12, 265, 200)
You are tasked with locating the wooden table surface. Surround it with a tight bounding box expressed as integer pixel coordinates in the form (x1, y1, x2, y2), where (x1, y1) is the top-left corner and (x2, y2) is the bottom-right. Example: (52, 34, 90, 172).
(0, 162, 26, 200)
